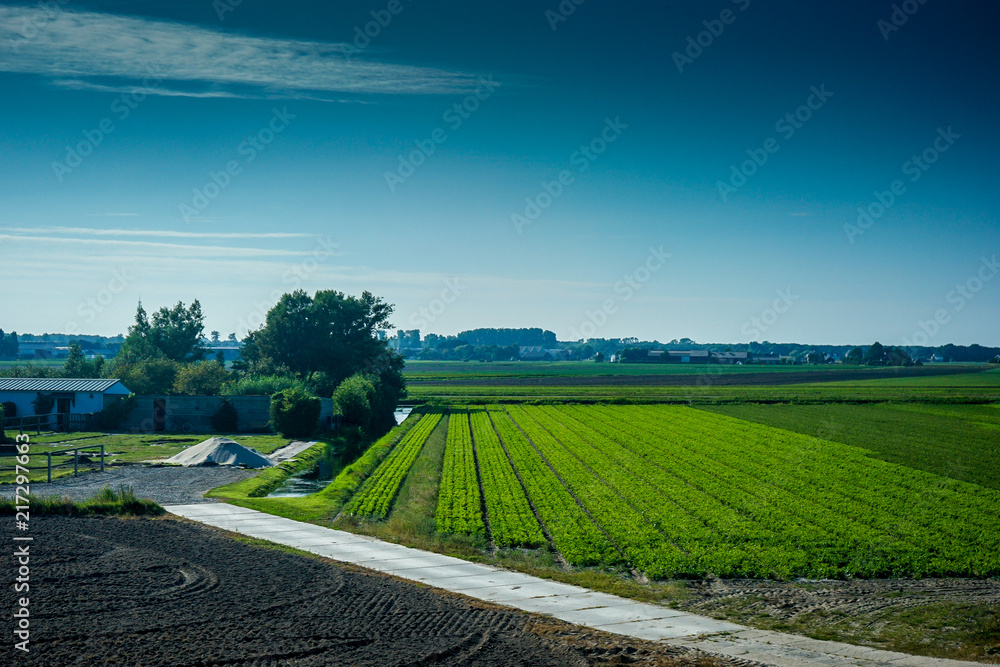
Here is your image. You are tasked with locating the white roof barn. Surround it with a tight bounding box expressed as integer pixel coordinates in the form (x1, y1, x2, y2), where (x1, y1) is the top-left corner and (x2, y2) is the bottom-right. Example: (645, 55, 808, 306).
(0, 378, 130, 424)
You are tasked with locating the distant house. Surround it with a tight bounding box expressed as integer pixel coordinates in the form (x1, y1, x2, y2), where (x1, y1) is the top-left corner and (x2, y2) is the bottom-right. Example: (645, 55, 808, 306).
(712, 351, 749, 364)
(752, 354, 782, 364)
(520, 346, 552, 361)
(0, 378, 131, 428)
(518, 346, 569, 361)
(667, 350, 711, 363)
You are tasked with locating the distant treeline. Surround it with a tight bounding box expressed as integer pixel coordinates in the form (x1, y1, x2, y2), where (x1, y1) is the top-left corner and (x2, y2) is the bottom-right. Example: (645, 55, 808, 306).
(456, 328, 558, 348)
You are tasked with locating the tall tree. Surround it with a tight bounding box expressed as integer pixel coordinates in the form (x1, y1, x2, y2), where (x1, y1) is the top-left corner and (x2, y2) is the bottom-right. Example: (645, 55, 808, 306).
(149, 300, 205, 362)
(248, 290, 394, 384)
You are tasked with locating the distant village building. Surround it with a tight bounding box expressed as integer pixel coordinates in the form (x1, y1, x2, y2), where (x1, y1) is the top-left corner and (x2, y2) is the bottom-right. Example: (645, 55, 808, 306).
(519, 346, 569, 361)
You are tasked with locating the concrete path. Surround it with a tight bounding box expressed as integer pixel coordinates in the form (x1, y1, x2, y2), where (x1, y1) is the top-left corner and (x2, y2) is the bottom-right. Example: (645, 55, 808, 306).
(267, 440, 320, 463)
(165, 504, 981, 667)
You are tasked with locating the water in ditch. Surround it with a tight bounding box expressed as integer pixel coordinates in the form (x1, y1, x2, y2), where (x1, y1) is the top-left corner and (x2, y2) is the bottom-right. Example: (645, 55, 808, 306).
(266, 447, 336, 498)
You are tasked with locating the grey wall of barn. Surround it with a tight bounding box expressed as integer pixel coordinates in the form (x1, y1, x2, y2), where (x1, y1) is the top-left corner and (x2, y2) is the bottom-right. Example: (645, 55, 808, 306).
(118, 395, 334, 433)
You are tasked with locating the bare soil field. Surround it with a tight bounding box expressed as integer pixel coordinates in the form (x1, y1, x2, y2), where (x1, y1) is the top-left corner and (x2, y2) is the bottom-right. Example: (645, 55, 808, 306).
(4, 516, 748, 666)
(680, 578, 1000, 661)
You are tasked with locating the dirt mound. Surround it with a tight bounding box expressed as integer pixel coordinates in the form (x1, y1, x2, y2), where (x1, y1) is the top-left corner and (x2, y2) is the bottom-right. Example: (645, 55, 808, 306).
(165, 436, 274, 468)
(12, 517, 741, 666)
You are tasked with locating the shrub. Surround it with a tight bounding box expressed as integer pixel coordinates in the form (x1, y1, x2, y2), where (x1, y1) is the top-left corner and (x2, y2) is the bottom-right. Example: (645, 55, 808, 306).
(211, 399, 239, 432)
(32, 392, 54, 415)
(2, 401, 16, 419)
(269, 387, 320, 438)
(93, 394, 136, 430)
(118, 359, 181, 394)
(222, 374, 309, 396)
(333, 373, 375, 431)
(173, 361, 230, 395)
(0, 404, 7, 444)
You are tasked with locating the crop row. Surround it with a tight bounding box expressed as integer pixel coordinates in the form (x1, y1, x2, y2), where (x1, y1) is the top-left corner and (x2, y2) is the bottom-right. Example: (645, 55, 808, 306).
(485, 407, 617, 566)
(344, 412, 443, 519)
(435, 411, 485, 537)
(468, 409, 545, 548)
(533, 405, 803, 577)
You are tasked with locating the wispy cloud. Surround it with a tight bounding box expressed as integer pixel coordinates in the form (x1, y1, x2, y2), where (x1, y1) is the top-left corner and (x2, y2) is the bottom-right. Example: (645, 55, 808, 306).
(2, 226, 312, 240)
(0, 6, 485, 99)
(0, 233, 320, 258)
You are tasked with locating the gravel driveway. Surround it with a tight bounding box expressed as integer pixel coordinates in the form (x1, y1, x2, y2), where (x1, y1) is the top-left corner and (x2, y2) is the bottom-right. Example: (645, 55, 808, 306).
(0, 464, 259, 505)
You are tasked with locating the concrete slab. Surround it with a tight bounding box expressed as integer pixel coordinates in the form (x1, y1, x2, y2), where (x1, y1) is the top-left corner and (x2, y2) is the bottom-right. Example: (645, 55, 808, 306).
(398, 563, 500, 581)
(360, 555, 467, 571)
(552, 603, 686, 627)
(170, 504, 983, 667)
(471, 581, 588, 602)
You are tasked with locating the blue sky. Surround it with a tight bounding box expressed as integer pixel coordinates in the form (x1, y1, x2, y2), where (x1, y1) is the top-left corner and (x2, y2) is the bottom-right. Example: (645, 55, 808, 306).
(1, 0, 998, 345)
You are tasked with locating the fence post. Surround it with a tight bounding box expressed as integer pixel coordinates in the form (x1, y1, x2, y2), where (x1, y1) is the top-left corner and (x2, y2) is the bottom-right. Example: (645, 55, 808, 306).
(47, 452, 51, 483)
(74, 449, 78, 477)
(100, 444, 105, 473)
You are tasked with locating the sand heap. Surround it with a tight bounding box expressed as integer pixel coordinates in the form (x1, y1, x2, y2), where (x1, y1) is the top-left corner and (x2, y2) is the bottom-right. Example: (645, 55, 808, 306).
(166, 437, 275, 468)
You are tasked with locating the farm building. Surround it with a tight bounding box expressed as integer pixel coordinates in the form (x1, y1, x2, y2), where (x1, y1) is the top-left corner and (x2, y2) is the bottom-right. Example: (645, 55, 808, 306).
(116, 395, 336, 433)
(0, 378, 131, 428)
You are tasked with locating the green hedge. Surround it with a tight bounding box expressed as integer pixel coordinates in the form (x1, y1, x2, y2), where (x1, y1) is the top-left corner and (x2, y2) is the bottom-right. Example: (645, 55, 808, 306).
(312, 413, 420, 515)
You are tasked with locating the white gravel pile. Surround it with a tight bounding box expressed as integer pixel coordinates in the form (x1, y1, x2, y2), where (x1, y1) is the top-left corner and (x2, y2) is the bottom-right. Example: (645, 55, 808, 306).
(166, 437, 275, 468)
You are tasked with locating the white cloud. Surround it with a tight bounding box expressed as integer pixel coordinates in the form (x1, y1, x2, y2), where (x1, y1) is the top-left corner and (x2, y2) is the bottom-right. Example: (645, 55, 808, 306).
(0, 6, 485, 99)
(0, 233, 318, 258)
(1, 226, 312, 239)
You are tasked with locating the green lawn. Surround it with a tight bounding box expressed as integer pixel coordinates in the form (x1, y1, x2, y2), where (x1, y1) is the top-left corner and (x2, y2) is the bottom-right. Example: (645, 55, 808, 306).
(698, 403, 1000, 490)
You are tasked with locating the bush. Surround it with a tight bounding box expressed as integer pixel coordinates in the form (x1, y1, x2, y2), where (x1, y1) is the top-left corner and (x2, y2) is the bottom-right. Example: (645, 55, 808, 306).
(211, 399, 239, 432)
(333, 373, 375, 431)
(0, 404, 7, 444)
(118, 359, 180, 394)
(2, 401, 16, 419)
(93, 394, 136, 430)
(269, 387, 320, 438)
(32, 392, 54, 415)
(222, 374, 309, 396)
(173, 361, 230, 395)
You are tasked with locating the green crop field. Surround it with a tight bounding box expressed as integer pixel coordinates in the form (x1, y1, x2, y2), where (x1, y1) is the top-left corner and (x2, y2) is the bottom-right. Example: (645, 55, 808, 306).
(335, 404, 1000, 580)
(699, 403, 1000, 490)
(403, 363, 1000, 405)
(343, 412, 442, 519)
